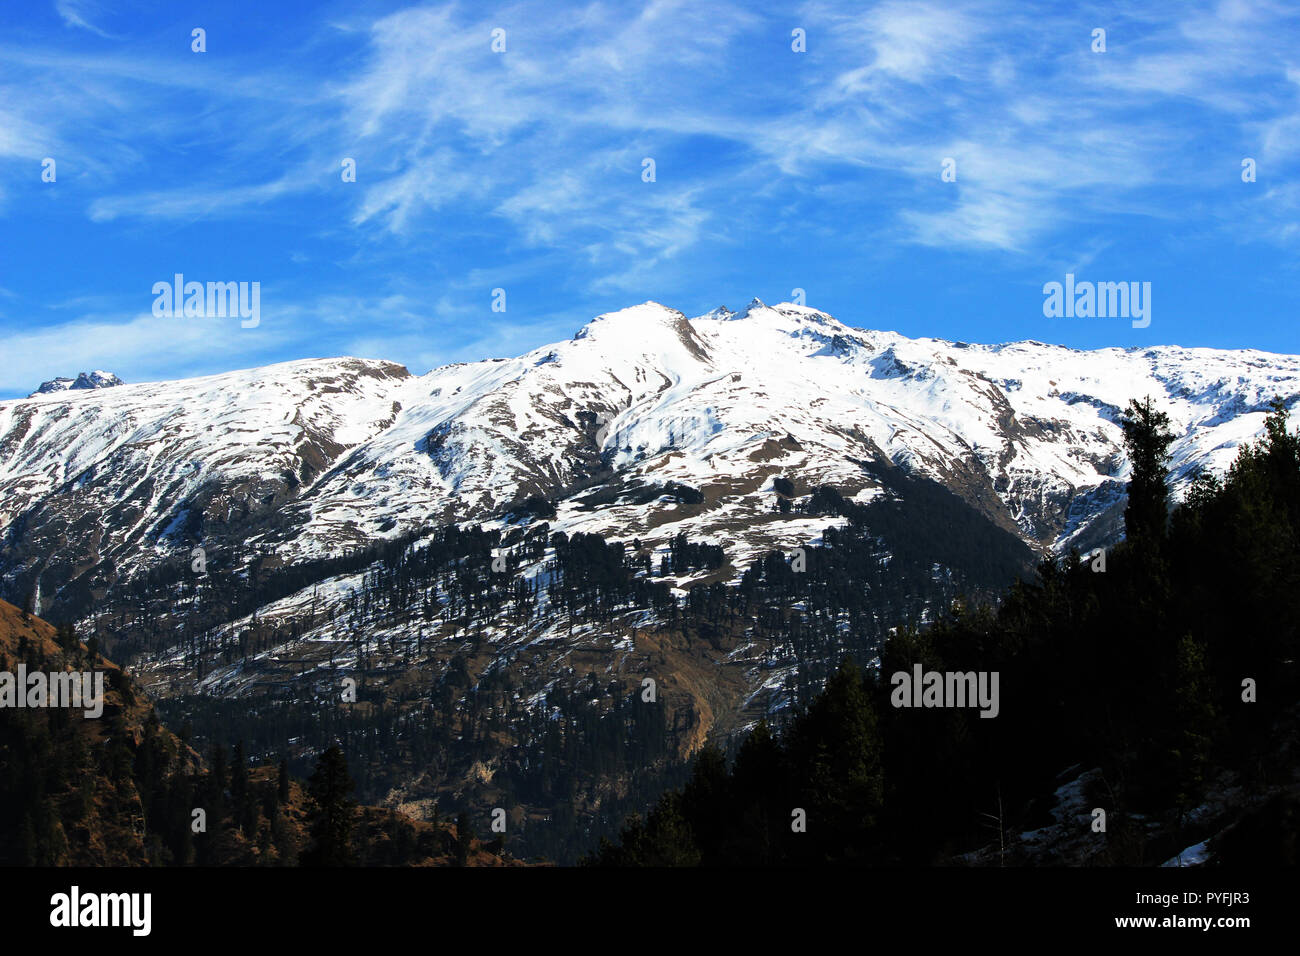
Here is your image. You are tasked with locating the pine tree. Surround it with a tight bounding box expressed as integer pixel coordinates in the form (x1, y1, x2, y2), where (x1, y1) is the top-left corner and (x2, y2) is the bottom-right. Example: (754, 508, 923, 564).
(277, 757, 290, 805)
(231, 742, 249, 824)
(455, 810, 472, 866)
(270, 805, 297, 866)
(210, 744, 228, 795)
(1170, 632, 1216, 807)
(1120, 396, 1175, 543)
(303, 746, 357, 866)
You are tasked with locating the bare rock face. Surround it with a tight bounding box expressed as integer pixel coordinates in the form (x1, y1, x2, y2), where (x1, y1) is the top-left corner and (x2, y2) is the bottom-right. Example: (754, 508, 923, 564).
(30, 370, 126, 397)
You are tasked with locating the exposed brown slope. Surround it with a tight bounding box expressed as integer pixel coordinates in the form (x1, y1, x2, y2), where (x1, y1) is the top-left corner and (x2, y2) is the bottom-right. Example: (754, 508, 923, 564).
(0, 598, 524, 866)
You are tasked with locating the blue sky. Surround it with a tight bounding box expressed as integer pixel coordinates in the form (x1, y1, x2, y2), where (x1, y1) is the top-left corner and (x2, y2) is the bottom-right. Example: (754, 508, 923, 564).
(2, 0, 1299, 397)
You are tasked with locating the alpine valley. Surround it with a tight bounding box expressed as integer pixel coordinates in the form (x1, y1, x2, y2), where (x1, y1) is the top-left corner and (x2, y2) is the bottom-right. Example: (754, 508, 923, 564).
(3, 299, 1298, 861)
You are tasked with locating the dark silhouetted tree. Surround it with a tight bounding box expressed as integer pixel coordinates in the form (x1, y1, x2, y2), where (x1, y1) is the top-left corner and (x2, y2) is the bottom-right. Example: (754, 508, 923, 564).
(303, 746, 357, 866)
(455, 810, 472, 866)
(1120, 396, 1175, 543)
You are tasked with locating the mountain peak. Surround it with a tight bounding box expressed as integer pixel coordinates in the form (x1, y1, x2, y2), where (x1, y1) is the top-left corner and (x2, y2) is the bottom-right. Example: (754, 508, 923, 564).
(570, 302, 711, 364)
(573, 301, 681, 336)
(30, 370, 125, 398)
(690, 297, 772, 322)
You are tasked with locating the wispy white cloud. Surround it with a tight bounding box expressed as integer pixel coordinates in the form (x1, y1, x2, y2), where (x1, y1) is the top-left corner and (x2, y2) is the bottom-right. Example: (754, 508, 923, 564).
(0, 310, 293, 393)
(54, 0, 114, 39)
(88, 170, 318, 223)
(0, 0, 1298, 383)
(15, 0, 1297, 260)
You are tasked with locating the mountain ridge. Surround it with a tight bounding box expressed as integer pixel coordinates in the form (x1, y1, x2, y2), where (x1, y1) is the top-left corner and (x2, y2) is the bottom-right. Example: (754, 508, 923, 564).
(5, 298, 1297, 861)
(3, 300, 1298, 617)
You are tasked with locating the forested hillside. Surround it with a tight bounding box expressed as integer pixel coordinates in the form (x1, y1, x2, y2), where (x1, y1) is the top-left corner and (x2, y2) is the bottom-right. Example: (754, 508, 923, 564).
(588, 398, 1300, 866)
(0, 598, 517, 867)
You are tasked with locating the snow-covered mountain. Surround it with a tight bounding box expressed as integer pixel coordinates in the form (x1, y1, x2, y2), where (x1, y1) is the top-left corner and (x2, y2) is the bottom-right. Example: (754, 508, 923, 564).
(2, 299, 1297, 610)
(6, 298, 1297, 860)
